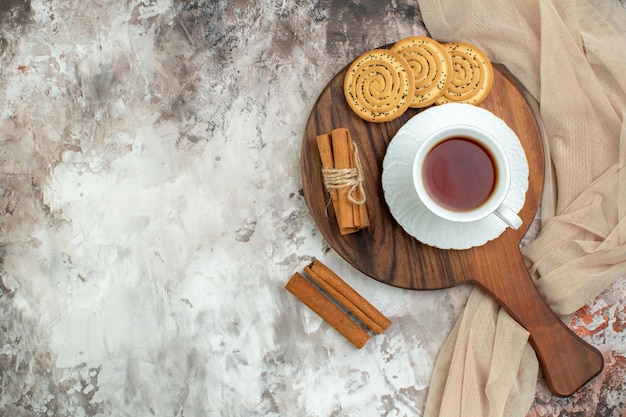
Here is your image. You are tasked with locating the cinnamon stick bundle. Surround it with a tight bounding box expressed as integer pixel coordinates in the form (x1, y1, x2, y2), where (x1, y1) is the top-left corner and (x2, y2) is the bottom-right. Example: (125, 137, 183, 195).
(316, 128, 369, 235)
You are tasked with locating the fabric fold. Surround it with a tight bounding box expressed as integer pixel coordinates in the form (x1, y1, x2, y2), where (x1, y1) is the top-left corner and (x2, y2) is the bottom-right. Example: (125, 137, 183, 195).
(423, 288, 538, 417)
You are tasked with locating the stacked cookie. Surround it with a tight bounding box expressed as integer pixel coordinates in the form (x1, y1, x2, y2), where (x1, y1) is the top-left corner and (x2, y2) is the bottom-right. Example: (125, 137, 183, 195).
(343, 36, 494, 123)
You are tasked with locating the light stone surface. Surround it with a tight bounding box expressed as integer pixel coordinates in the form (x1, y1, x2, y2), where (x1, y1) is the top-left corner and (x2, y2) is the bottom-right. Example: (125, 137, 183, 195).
(0, 1, 624, 416)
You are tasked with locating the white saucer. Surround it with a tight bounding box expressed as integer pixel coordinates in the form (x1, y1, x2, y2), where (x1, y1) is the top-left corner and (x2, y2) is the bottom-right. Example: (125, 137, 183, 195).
(382, 103, 529, 250)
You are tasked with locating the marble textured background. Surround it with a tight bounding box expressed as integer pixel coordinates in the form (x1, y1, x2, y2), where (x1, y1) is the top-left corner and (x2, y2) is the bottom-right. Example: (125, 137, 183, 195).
(0, 1, 624, 416)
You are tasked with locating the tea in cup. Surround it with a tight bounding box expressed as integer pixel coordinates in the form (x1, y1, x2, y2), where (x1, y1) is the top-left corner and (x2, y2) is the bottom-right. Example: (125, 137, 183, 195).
(412, 124, 522, 229)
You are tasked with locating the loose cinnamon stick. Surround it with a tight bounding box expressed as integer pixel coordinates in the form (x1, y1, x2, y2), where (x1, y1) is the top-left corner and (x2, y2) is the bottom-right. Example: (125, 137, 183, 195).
(285, 272, 370, 349)
(304, 264, 383, 334)
(305, 260, 391, 333)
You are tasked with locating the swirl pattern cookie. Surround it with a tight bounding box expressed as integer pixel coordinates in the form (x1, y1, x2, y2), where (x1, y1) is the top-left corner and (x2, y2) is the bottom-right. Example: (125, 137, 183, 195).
(390, 36, 452, 108)
(436, 42, 494, 105)
(343, 49, 415, 123)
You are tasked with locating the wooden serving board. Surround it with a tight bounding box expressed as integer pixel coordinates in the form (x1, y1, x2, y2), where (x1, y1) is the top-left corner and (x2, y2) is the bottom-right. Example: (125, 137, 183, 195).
(301, 61, 603, 396)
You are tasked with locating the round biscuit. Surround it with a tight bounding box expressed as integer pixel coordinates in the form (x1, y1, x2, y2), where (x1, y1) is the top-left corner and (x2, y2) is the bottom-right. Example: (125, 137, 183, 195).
(343, 49, 415, 123)
(436, 41, 494, 105)
(391, 36, 452, 108)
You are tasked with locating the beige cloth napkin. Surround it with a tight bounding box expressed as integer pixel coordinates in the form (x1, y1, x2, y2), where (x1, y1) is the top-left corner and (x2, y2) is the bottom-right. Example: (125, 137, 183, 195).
(416, 0, 626, 415)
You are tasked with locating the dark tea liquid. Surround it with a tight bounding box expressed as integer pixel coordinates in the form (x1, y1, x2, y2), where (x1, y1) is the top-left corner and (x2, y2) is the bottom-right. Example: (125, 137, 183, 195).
(422, 137, 496, 211)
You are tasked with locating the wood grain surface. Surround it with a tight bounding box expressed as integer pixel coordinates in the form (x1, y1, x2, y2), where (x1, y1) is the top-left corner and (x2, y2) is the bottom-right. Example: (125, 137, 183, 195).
(301, 60, 603, 397)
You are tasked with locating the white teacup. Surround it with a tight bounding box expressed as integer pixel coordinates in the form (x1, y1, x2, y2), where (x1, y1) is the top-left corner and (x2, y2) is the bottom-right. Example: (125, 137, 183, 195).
(412, 124, 522, 229)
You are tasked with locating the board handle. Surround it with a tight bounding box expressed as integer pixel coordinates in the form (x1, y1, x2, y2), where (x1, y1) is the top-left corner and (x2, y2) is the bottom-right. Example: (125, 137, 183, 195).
(478, 254, 604, 397)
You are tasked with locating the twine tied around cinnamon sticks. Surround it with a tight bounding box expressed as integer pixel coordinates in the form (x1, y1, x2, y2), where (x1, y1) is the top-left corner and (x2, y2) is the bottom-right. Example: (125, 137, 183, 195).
(321, 143, 366, 205)
(316, 128, 370, 234)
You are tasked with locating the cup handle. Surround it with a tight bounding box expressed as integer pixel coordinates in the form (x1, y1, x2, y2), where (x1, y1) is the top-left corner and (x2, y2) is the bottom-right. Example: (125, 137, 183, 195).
(494, 204, 523, 229)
